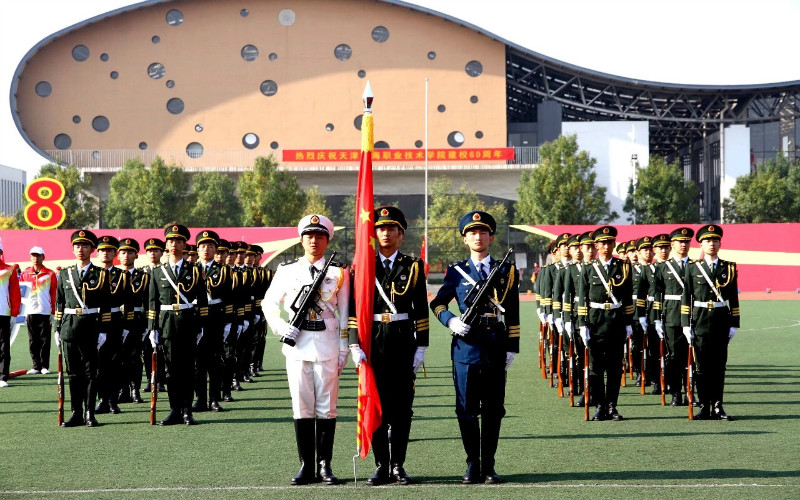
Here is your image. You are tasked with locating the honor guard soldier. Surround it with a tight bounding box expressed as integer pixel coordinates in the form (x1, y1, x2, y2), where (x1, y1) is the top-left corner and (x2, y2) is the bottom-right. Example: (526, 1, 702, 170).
(231, 241, 254, 389)
(561, 233, 588, 405)
(55, 230, 111, 427)
(193, 230, 230, 412)
(263, 214, 350, 486)
(142, 238, 166, 394)
(249, 245, 272, 377)
(430, 210, 520, 485)
(551, 232, 573, 390)
(19, 246, 57, 376)
(147, 224, 209, 426)
(681, 225, 739, 420)
(577, 225, 634, 421)
(185, 245, 198, 264)
(0, 238, 21, 388)
(94, 236, 131, 415)
(347, 206, 429, 486)
(652, 229, 692, 406)
(634, 236, 661, 394)
(215, 240, 239, 403)
(117, 238, 148, 403)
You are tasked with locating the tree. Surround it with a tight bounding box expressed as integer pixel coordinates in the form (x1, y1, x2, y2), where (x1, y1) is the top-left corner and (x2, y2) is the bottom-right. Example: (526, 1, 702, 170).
(185, 172, 241, 227)
(18, 163, 99, 229)
(623, 155, 700, 224)
(425, 176, 507, 263)
(104, 157, 191, 228)
(515, 134, 618, 225)
(238, 155, 307, 227)
(722, 155, 800, 223)
(0, 215, 16, 229)
(303, 186, 329, 216)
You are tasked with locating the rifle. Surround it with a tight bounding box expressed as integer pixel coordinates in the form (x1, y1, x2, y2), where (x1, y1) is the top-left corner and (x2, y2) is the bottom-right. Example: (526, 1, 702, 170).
(557, 331, 564, 397)
(583, 346, 590, 421)
(549, 325, 555, 388)
(149, 350, 158, 425)
(459, 248, 514, 325)
(284, 251, 339, 347)
(620, 341, 627, 387)
(57, 346, 64, 427)
(640, 330, 647, 395)
(539, 322, 547, 379)
(628, 337, 634, 379)
(687, 345, 694, 420)
(568, 337, 575, 407)
(659, 338, 666, 406)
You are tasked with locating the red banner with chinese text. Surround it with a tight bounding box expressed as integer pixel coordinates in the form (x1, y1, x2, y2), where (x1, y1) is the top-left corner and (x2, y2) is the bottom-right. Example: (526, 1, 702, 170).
(282, 148, 514, 162)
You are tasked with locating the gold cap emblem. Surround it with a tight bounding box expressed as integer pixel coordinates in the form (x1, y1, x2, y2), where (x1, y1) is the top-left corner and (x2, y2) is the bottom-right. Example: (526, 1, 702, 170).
(203, 231, 208, 237)
(310, 215, 320, 224)
(473, 213, 481, 221)
(149, 239, 154, 244)
(381, 208, 389, 216)
(681, 229, 687, 234)
(172, 225, 178, 231)
(708, 225, 714, 232)
(79, 231, 85, 237)
(603, 228, 609, 233)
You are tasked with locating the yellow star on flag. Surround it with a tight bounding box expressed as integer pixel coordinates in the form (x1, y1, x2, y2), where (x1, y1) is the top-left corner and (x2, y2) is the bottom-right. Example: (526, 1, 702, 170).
(369, 236, 377, 251)
(360, 208, 372, 223)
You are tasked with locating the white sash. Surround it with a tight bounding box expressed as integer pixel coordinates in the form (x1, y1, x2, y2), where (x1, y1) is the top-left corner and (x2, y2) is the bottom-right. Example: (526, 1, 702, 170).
(163, 266, 190, 305)
(374, 277, 398, 315)
(592, 261, 619, 305)
(665, 260, 685, 290)
(696, 261, 725, 304)
(67, 268, 88, 310)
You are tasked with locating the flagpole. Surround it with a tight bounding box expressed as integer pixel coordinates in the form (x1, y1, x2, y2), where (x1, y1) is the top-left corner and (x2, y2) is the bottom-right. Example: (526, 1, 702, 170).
(424, 77, 429, 283)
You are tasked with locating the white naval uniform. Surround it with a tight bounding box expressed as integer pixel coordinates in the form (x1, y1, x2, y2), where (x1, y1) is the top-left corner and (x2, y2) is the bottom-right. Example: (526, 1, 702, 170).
(262, 256, 349, 419)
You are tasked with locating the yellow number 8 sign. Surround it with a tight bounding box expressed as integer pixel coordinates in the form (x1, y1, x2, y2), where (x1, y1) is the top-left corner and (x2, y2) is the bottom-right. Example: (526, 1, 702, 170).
(24, 177, 67, 230)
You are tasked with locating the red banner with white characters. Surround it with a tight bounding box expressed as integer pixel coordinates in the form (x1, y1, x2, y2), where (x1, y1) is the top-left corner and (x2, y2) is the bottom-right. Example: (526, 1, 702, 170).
(512, 223, 800, 293)
(282, 148, 514, 162)
(0, 227, 300, 271)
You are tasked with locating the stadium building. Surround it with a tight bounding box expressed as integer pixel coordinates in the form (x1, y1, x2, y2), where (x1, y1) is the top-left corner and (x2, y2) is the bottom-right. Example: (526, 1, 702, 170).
(10, 0, 800, 222)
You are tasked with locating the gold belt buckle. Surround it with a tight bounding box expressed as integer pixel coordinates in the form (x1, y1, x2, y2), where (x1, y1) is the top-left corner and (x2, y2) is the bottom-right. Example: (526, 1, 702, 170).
(707, 300, 715, 311)
(604, 303, 611, 311)
(381, 313, 391, 323)
(173, 303, 181, 311)
(75, 307, 83, 316)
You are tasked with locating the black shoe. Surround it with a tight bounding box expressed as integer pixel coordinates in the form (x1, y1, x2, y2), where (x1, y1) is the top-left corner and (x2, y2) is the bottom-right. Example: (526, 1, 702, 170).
(243, 374, 254, 383)
(183, 410, 197, 425)
(159, 409, 183, 426)
(109, 401, 121, 414)
(366, 465, 393, 486)
(635, 374, 642, 387)
(714, 402, 733, 421)
(651, 384, 661, 395)
(462, 462, 482, 484)
(250, 368, 260, 377)
(131, 388, 144, 403)
(192, 401, 208, 412)
(232, 380, 243, 392)
(157, 383, 166, 392)
(608, 405, 624, 421)
(94, 400, 110, 414)
(209, 401, 225, 412)
(142, 385, 151, 393)
(575, 395, 585, 407)
(61, 411, 84, 428)
(223, 393, 235, 402)
(85, 411, 99, 427)
(592, 406, 607, 421)
(392, 465, 413, 485)
(317, 460, 338, 485)
(671, 394, 682, 407)
(483, 467, 502, 484)
(694, 404, 711, 420)
(117, 389, 132, 404)
(291, 466, 317, 486)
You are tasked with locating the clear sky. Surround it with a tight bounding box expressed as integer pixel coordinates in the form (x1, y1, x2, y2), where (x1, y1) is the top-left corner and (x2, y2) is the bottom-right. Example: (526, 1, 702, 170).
(2, 0, 798, 180)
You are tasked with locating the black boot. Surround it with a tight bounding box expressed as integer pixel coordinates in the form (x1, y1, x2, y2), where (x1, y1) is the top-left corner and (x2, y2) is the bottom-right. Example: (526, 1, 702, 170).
(608, 403, 624, 421)
(367, 425, 392, 486)
(316, 418, 339, 485)
(94, 398, 110, 414)
(714, 401, 733, 421)
(131, 386, 143, 404)
(671, 393, 683, 406)
(694, 403, 712, 420)
(159, 409, 182, 426)
(85, 409, 99, 427)
(592, 405, 607, 421)
(117, 387, 132, 404)
(62, 382, 84, 427)
(183, 408, 197, 425)
(458, 418, 482, 484)
(108, 394, 121, 414)
(291, 419, 317, 485)
(390, 421, 413, 485)
(481, 417, 503, 484)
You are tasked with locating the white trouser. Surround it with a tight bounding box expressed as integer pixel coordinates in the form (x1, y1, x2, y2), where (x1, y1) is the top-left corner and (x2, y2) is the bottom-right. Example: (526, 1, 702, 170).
(285, 357, 339, 419)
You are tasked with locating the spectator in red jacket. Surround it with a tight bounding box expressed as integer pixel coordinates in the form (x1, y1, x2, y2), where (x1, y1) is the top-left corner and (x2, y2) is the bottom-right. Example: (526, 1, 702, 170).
(0, 238, 22, 387)
(20, 246, 57, 375)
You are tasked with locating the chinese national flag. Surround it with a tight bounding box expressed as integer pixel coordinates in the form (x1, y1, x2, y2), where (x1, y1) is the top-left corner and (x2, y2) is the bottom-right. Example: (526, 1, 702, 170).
(420, 235, 430, 277)
(354, 83, 382, 459)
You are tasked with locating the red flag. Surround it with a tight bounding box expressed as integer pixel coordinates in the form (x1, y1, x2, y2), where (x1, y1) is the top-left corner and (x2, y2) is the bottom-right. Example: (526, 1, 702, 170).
(420, 235, 430, 277)
(354, 82, 382, 459)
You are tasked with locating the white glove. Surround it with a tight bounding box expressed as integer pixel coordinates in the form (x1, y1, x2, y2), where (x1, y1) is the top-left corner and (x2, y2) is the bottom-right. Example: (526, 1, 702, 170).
(279, 323, 299, 340)
(97, 332, 107, 350)
(447, 317, 471, 336)
(236, 324, 243, 337)
(682, 326, 694, 343)
(564, 321, 574, 340)
(338, 352, 348, 375)
(579, 326, 589, 344)
(350, 345, 367, 368)
(546, 313, 554, 326)
(54, 331, 62, 348)
(555, 316, 565, 333)
(121, 329, 129, 344)
(254, 314, 262, 324)
(505, 352, 516, 371)
(196, 329, 204, 345)
(625, 325, 633, 339)
(537, 308, 546, 324)
(223, 323, 232, 342)
(149, 330, 159, 348)
(654, 320, 665, 339)
(141, 330, 148, 342)
(728, 327, 737, 340)
(242, 320, 250, 332)
(638, 316, 648, 330)
(412, 346, 427, 373)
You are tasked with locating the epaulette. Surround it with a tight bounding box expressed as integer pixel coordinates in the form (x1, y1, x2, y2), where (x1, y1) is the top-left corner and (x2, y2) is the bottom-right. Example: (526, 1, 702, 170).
(280, 258, 299, 266)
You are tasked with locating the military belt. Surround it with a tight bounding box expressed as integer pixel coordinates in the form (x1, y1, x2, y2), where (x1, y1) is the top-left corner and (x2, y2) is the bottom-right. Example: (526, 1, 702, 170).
(64, 307, 100, 316)
(208, 298, 222, 305)
(133, 307, 144, 312)
(647, 296, 655, 302)
(160, 303, 194, 311)
(589, 302, 621, 311)
(373, 313, 409, 323)
(694, 300, 726, 310)
(110, 307, 122, 313)
(664, 295, 682, 301)
(299, 320, 326, 331)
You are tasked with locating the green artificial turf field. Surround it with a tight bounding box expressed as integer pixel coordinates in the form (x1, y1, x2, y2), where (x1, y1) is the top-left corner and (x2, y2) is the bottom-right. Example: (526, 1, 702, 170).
(1, 300, 798, 500)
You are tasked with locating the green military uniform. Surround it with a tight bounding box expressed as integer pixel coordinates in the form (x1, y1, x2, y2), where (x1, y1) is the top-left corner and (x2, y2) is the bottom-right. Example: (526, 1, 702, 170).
(634, 236, 661, 393)
(118, 238, 149, 404)
(348, 206, 429, 486)
(577, 226, 634, 421)
(147, 224, 209, 425)
(681, 224, 740, 420)
(55, 230, 111, 427)
(561, 233, 591, 405)
(141, 238, 166, 394)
